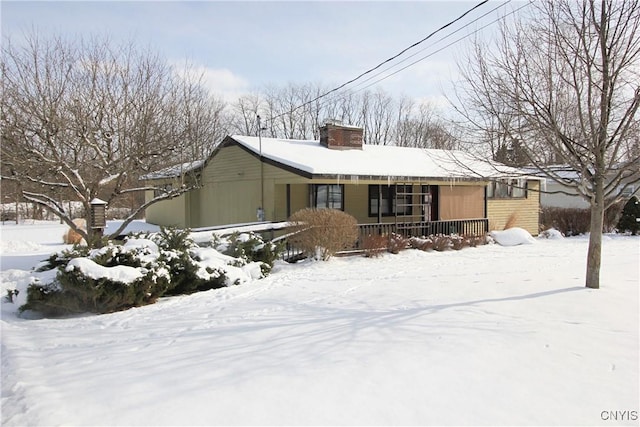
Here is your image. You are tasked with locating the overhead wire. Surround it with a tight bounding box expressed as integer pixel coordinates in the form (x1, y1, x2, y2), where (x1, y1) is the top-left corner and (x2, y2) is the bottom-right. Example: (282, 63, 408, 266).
(346, 0, 514, 93)
(272, 1, 532, 123)
(350, 0, 533, 94)
(264, 0, 491, 124)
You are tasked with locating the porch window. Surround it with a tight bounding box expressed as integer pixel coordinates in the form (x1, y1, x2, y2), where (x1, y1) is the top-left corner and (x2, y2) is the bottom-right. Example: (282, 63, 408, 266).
(312, 184, 344, 210)
(368, 185, 412, 217)
(487, 179, 527, 199)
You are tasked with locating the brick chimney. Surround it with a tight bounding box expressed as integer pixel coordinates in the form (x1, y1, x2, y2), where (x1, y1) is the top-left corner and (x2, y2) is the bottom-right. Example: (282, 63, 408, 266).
(319, 122, 363, 150)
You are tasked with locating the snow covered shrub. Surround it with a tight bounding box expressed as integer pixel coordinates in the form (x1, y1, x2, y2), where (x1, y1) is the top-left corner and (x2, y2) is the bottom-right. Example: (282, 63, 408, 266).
(35, 246, 91, 272)
(219, 232, 284, 275)
(387, 233, 409, 254)
(450, 235, 468, 250)
(539, 228, 564, 239)
(431, 235, 452, 251)
(617, 196, 640, 235)
(287, 208, 359, 261)
(361, 234, 387, 257)
(145, 227, 226, 295)
(20, 226, 273, 317)
(152, 227, 193, 253)
(409, 234, 486, 252)
(465, 234, 488, 247)
(21, 239, 172, 316)
(410, 236, 433, 251)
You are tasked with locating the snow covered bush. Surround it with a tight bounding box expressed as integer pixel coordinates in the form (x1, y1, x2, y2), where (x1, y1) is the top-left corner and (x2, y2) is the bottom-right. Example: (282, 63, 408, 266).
(361, 232, 409, 257)
(410, 236, 434, 251)
(287, 208, 359, 261)
(216, 232, 284, 275)
(409, 234, 487, 252)
(539, 228, 564, 239)
(387, 233, 410, 254)
(144, 227, 226, 296)
(19, 227, 274, 317)
(21, 242, 171, 316)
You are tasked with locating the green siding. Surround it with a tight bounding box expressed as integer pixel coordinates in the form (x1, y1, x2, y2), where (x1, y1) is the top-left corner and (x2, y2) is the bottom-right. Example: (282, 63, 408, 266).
(146, 143, 541, 232)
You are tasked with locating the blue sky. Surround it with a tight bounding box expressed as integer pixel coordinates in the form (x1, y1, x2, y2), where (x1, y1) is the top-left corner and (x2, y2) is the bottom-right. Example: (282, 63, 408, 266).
(1, 1, 526, 105)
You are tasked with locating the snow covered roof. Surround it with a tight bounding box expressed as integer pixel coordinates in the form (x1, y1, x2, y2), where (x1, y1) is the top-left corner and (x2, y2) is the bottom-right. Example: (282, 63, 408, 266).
(229, 135, 525, 181)
(522, 165, 580, 181)
(140, 160, 205, 180)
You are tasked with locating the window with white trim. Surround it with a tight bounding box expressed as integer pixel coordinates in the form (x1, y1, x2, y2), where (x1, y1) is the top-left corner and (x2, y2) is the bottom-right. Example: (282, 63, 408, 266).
(487, 179, 527, 199)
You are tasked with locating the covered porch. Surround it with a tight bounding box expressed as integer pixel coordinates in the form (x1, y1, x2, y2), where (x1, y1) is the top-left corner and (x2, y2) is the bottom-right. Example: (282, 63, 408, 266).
(280, 217, 489, 261)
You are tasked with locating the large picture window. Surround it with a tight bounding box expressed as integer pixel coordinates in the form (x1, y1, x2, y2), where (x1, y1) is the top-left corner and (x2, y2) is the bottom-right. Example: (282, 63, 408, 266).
(368, 185, 412, 217)
(312, 184, 344, 210)
(487, 179, 527, 199)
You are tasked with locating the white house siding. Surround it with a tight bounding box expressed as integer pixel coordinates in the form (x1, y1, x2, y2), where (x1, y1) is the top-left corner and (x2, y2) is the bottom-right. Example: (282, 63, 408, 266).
(541, 182, 590, 209)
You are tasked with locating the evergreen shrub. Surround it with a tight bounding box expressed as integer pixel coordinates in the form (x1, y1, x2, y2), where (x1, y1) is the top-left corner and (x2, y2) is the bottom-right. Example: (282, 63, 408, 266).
(20, 227, 229, 316)
(218, 231, 284, 275)
(617, 196, 640, 235)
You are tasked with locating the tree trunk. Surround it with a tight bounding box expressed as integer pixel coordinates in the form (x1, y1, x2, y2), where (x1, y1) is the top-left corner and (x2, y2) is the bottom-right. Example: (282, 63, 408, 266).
(586, 183, 605, 289)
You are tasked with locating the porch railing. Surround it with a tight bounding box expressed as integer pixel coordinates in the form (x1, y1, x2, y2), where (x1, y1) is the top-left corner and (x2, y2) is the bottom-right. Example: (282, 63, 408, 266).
(281, 218, 489, 261)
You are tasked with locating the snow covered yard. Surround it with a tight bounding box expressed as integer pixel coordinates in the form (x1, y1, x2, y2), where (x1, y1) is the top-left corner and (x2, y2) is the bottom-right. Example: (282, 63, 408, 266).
(1, 222, 638, 426)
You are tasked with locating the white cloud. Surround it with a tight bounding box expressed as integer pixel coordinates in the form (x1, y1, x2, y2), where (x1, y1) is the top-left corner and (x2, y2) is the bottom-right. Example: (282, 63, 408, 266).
(199, 67, 251, 102)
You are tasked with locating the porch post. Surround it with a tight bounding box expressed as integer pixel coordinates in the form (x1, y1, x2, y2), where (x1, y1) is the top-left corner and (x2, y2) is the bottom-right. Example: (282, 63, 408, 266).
(377, 184, 382, 224)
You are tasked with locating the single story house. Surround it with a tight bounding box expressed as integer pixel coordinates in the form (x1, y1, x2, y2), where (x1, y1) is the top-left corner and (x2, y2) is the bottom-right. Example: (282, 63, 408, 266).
(524, 165, 637, 209)
(143, 123, 542, 236)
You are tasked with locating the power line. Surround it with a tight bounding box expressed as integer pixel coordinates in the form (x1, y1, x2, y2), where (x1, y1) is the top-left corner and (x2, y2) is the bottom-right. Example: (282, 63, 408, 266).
(268, 0, 531, 122)
(347, 0, 514, 92)
(350, 1, 533, 94)
(265, 0, 491, 124)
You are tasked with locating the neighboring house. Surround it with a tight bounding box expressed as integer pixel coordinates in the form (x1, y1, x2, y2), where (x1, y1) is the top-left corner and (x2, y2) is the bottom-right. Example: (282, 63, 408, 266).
(525, 165, 637, 209)
(143, 124, 542, 236)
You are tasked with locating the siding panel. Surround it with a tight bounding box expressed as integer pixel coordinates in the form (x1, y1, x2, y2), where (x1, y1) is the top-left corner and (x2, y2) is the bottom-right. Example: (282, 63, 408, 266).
(487, 180, 540, 235)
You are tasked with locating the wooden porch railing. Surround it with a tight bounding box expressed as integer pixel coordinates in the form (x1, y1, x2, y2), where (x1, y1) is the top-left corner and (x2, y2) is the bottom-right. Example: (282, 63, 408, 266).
(281, 218, 489, 261)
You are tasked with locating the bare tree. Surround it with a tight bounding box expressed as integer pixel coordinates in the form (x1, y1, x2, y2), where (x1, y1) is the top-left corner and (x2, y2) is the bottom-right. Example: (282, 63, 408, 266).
(1, 33, 222, 246)
(455, 0, 640, 288)
(228, 92, 265, 136)
(170, 62, 229, 160)
(362, 89, 394, 145)
(395, 101, 459, 150)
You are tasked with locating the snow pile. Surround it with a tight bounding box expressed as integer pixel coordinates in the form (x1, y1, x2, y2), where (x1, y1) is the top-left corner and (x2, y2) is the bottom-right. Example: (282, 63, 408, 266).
(539, 228, 564, 239)
(490, 227, 536, 246)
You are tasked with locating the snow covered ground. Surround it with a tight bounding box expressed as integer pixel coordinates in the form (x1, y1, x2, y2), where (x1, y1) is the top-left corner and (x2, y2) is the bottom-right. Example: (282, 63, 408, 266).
(1, 221, 638, 426)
